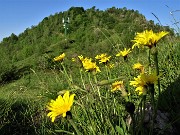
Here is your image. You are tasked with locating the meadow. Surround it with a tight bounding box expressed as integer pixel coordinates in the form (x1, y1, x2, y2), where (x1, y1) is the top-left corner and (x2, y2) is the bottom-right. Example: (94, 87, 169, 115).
(0, 29, 180, 135)
(0, 7, 180, 135)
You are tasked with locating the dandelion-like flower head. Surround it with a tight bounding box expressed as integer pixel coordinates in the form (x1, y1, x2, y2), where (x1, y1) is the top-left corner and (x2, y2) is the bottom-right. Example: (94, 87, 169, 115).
(111, 81, 124, 92)
(132, 30, 169, 49)
(116, 48, 131, 57)
(53, 53, 65, 62)
(47, 91, 75, 122)
(130, 73, 159, 95)
(95, 53, 111, 64)
(133, 62, 144, 73)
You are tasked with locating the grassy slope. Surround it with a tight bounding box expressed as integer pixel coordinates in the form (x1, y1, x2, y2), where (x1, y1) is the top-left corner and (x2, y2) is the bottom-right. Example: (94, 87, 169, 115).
(0, 38, 180, 134)
(0, 7, 180, 134)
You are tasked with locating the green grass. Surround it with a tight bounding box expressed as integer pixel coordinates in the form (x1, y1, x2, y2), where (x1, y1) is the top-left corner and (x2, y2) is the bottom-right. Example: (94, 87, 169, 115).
(0, 32, 180, 135)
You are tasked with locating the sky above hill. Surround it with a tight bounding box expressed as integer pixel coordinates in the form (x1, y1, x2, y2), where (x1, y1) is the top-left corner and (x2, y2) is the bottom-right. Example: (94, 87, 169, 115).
(0, 0, 180, 41)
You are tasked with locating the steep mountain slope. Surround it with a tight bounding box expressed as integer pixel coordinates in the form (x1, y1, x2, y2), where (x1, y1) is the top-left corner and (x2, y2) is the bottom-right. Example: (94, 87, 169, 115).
(0, 6, 173, 83)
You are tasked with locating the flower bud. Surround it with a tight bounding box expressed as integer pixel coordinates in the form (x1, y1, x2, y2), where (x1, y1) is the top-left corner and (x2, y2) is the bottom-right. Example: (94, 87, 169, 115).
(65, 111, 72, 120)
(125, 102, 135, 114)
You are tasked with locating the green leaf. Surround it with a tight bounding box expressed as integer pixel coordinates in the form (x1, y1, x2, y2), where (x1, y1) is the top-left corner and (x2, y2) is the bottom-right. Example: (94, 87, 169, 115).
(121, 117, 127, 132)
(55, 130, 75, 135)
(116, 125, 124, 135)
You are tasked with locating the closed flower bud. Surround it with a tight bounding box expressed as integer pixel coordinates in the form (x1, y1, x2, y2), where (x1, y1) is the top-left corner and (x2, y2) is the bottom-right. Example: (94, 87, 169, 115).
(66, 111, 72, 120)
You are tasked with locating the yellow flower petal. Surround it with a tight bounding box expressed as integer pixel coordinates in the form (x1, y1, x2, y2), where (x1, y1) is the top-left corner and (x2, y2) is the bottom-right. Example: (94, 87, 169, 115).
(132, 30, 169, 49)
(62, 112, 66, 117)
(116, 48, 131, 57)
(130, 72, 159, 95)
(54, 53, 65, 62)
(47, 91, 75, 122)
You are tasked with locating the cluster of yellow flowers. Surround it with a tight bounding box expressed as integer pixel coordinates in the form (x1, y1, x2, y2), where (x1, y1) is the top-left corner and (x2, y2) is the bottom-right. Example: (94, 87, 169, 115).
(78, 55, 101, 73)
(46, 30, 168, 122)
(95, 53, 111, 64)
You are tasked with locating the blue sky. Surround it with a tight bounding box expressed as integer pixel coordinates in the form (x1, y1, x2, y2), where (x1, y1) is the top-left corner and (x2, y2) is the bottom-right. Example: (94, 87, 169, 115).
(0, 0, 180, 41)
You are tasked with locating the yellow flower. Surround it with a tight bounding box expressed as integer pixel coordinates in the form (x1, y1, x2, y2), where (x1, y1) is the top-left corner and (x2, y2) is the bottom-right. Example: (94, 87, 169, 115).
(143, 73, 159, 84)
(132, 30, 169, 49)
(130, 74, 146, 88)
(133, 62, 144, 73)
(111, 81, 124, 92)
(83, 59, 101, 73)
(95, 53, 111, 64)
(135, 86, 146, 95)
(47, 91, 75, 122)
(53, 53, 65, 62)
(116, 48, 131, 57)
(78, 55, 84, 61)
(111, 81, 127, 96)
(79, 56, 101, 73)
(130, 73, 159, 95)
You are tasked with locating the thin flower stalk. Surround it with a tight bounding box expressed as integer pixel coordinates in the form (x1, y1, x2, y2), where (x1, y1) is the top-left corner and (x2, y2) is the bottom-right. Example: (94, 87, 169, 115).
(105, 65, 110, 80)
(148, 49, 152, 73)
(88, 72, 95, 91)
(79, 68, 86, 90)
(93, 74, 102, 100)
(148, 84, 155, 135)
(151, 46, 161, 133)
(151, 47, 161, 95)
(61, 63, 73, 86)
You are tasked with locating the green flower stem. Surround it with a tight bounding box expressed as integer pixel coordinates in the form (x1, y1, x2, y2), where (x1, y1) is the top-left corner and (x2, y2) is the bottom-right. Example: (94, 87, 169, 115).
(105, 65, 110, 80)
(94, 74, 102, 100)
(153, 50, 161, 95)
(88, 72, 94, 90)
(148, 49, 152, 73)
(149, 84, 155, 135)
(107, 66, 112, 79)
(55, 130, 75, 135)
(79, 69, 86, 89)
(140, 95, 146, 135)
(150, 94, 155, 135)
(61, 63, 72, 86)
(152, 47, 161, 123)
(130, 113, 135, 135)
